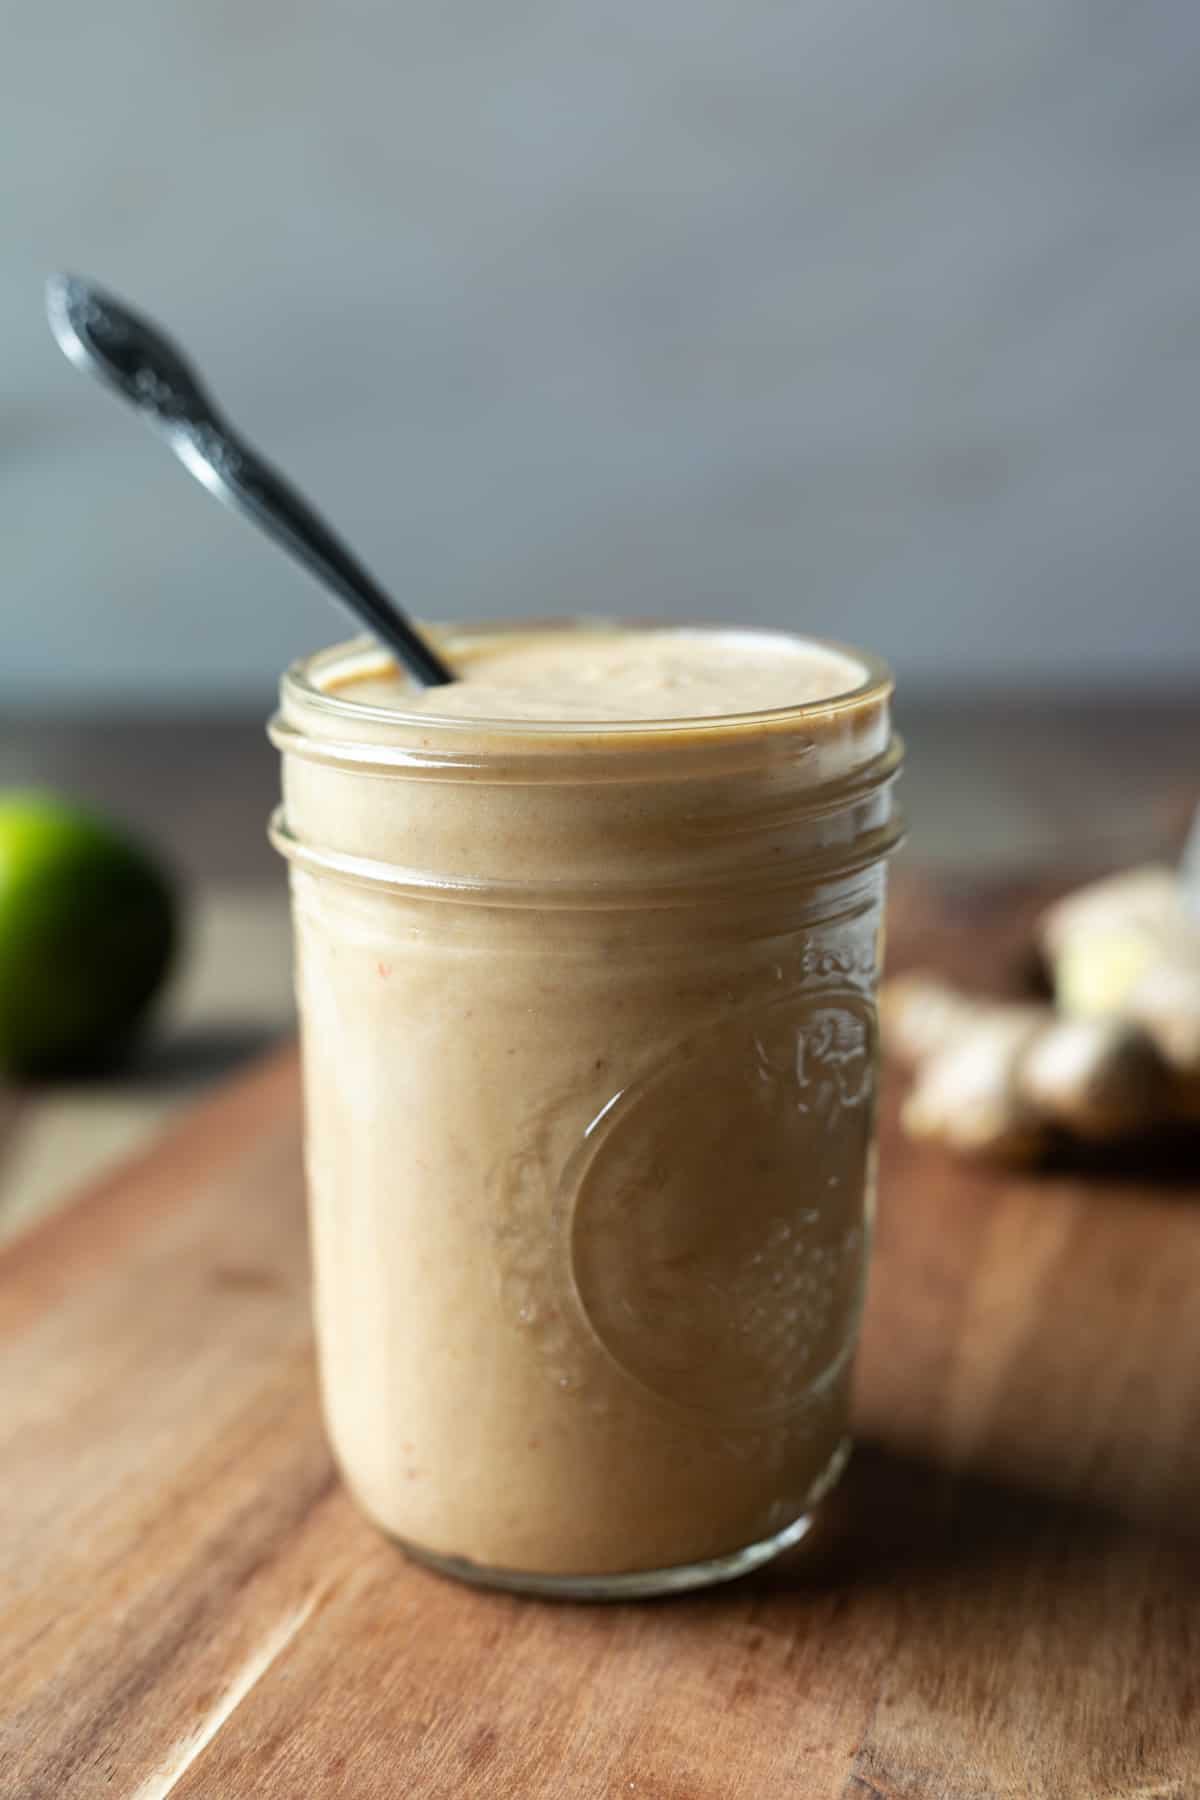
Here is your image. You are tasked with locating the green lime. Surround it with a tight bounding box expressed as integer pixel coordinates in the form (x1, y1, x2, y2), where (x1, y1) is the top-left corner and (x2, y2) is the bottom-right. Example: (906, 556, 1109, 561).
(0, 792, 178, 1075)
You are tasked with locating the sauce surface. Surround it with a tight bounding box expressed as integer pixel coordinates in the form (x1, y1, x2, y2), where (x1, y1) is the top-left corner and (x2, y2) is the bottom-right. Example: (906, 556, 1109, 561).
(333, 627, 865, 724)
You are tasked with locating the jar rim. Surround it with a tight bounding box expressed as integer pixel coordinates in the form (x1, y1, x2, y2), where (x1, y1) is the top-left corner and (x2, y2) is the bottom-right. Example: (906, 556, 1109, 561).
(279, 620, 894, 745)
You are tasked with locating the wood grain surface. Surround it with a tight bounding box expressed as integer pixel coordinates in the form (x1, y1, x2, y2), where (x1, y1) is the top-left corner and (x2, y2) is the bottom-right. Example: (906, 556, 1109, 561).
(3, 876, 1199, 1799)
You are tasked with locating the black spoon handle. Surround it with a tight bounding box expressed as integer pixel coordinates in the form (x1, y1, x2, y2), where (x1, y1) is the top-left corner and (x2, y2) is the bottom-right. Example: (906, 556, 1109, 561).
(177, 419, 453, 687)
(46, 273, 455, 688)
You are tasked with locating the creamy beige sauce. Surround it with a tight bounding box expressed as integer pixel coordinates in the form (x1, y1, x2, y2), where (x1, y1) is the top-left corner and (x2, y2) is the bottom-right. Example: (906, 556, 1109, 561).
(279, 625, 891, 1581)
(335, 627, 865, 722)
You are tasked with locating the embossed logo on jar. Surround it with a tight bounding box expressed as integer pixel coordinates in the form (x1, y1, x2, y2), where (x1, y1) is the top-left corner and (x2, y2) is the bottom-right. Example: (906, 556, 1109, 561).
(562, 995, 876, 1425)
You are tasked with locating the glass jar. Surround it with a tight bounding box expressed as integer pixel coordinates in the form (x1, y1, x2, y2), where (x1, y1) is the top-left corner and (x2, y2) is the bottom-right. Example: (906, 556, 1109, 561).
(269, 622, 902, 1597)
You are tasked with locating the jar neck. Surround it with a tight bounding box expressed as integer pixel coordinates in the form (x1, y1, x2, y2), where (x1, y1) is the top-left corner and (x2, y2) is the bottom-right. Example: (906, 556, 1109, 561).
(270, 633, 903, 906)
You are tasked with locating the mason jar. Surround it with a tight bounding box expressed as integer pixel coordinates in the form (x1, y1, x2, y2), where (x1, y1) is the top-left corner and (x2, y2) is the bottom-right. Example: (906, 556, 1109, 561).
(269, 622, 902, 1598)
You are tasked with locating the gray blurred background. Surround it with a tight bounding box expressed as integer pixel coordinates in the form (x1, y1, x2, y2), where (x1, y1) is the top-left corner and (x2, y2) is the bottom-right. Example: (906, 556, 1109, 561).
(5, 0, 1198, 707)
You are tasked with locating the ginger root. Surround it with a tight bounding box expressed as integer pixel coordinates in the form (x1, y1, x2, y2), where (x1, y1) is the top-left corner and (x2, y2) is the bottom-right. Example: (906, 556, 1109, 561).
(892, 995, 1049, 1162)
(884, 859, 1200, 1162)
(1037, 866, 1200, 1121)
(1020, 1013, 1169, 1140)
(882, 974, 1174, 1163)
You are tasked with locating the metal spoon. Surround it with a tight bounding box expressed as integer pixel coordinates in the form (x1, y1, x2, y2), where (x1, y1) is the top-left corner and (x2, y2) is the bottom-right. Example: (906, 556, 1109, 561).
(45, 273, 455, 688)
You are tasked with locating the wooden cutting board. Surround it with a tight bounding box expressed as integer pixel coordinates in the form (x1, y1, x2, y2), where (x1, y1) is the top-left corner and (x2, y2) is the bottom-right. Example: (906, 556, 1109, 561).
(3, 876, 1199, 1800)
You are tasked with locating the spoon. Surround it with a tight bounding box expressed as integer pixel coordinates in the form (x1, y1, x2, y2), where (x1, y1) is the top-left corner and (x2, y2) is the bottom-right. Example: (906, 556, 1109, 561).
(45, 273, 455, 688)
